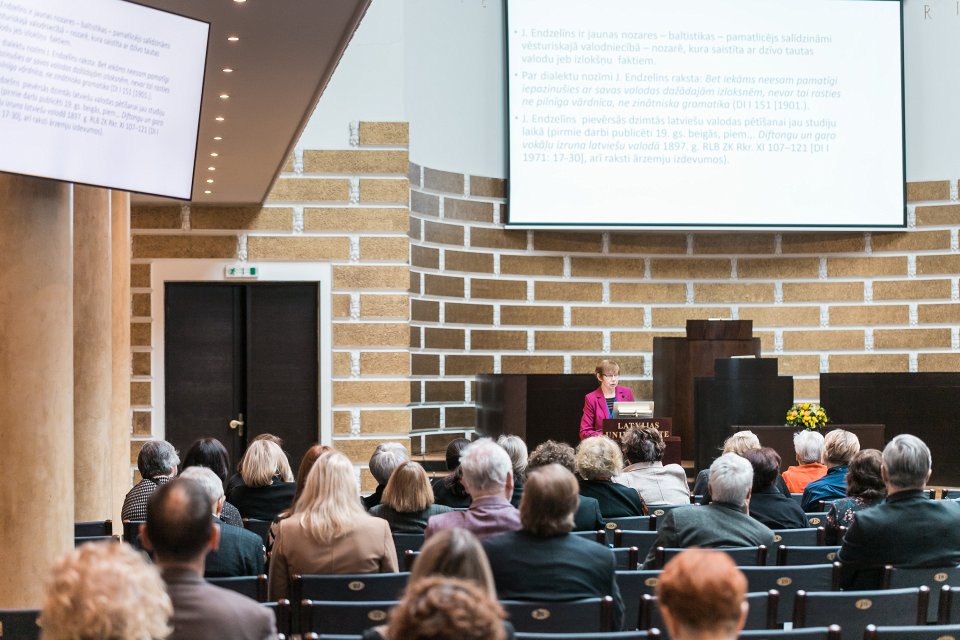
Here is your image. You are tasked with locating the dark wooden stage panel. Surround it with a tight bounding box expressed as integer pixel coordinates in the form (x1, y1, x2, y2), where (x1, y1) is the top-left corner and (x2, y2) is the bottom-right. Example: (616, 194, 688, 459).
(820, 373, 960, 486)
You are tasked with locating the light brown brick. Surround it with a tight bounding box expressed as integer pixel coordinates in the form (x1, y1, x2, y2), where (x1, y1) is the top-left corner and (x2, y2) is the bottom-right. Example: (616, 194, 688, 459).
(133, 411, 151, 436)
(131, 206, 180, 229)
(334, 266, 410, 290)
(828, 354, 909, 373)
(501, 356, 565, 373)
(535, 331, 603, 351)
(333, 381, 410, 405)
(782, 282, 863, 302)
(873, 279, 952, 301)
(130, 441, 146, 464)
(651, 258, 730, 279)
(360, 409, 411, 434)
(445, 302, 494, 325)
(611, 331, 683, 351)
(332, 294, 352, 319)
(359, 122, 409, 146)
(305, 207, 408, 233)
(501, 255, 564, 277)
(569, 257, 645, 278)
(470, 175, 506, 198)
(132, 352, 151, 376)
(874, 328, 952, 350)
(333, 323, 408, 347)
(361, 352, 410, 376)
(411, 299, 439, 322)
(917, 303, 960, 324)
(693, 233, 775, 254)
(334, 437, 409, 463)
(132, 293, 151, 318)
(472, 279, 528, 301)
(471, 330, 527, 350)
(411, 245, 439, 269)
(409, 328, 421, 349)
(333, 351, 352, 377)
(827, 257, 907, 277)
(130, 323, 151, 347)
(609, 233, 687, 254)
(737, 258, 820, 279)
(131, 264, 150, 288)
(571, 356, 645, 377)
(915, 205, 960, 226)
(780, 233, 864, 253)
(629, 379, 654, 400)
(651, 307, 730, 327)
(424, 221, 464, 246)
(739, 306, 821, 327)
(500, 305, 564, 326)
(360, 237, 408, 262)
(133, 235, 236, 259)
(871, 230, 951, 251)
(793, 377, 820, 401)
(408, 162, 421, 187)
(782, 330, 864, 351)
(471, 227, 527, 250)
(445, 250, 493, 273)
(281, 154, 294, 173)
(610, 283, 686, 303)
(756, 331, 776, 352)
(572, 306, 645, 327)
(829, 305, 909, 326)
(917, 353, 960, 372)
(361, 294, 408, 319)
(907, 181, 950, 202)
(444, 198, 494, 223)
(304, 150, 408, 174)
(424, 168, 464, 194)
(412, 354, 440, 376)
(246, 236, 350, 261)
(916, 255, 960, 276)
(423, 274, 464, 297)
(267, 178, 350, 202)
(695, 283, 774, 304)
(361, 469, 379, 492)
(333, 411, 351, 435)
(409, 217, 422, 241)
(533, 231, 602, 253)
(411, 191, 440, 217)
(445, 407, 477, 429)
(360, 179, 408, 204)
(425, 381, 465, 403)
(411, 408, 441, 430)
(191, 206, 294, 231)
(535, 281, 602, 302)
(131, 381, 151, 405)
(777, 355, 822, 376)
(445, 355, 495, 375)
(424, 328, 465, 349)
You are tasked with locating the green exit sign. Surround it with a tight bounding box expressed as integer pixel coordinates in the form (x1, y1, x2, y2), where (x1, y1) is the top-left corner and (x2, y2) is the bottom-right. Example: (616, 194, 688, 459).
(224, 265, 259, 279)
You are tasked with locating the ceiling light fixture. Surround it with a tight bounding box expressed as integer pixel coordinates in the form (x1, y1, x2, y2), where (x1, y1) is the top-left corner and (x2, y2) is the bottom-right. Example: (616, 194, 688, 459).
(227, 36, 240, 42)
(208, 166, 216, 171)
(204, 189, 212, 194)
(215, 116, 224, 121)
(210, 152, 219, 157)
(206, 179, 214, 184)
(222, 67, 233, 73)
(219, 93, 230, 99)
(213, 136, 222, 141)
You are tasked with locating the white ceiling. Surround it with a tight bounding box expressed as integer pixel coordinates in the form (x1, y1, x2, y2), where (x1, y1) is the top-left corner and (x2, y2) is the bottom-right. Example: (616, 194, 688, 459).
(133, 0, 370, 206)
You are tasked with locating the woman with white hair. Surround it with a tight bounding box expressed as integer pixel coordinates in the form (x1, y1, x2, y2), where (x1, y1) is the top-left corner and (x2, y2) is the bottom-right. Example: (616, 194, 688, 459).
(782, 429, 827, 493)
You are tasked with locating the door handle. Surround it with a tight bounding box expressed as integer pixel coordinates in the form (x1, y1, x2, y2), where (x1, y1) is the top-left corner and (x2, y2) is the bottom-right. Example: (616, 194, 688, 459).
(229, 413, 245, 437)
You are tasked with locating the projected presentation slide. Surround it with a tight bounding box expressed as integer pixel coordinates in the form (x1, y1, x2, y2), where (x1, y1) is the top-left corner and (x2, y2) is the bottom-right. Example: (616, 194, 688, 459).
(0, 0, 208, 199)
(506, 0, 905, 229)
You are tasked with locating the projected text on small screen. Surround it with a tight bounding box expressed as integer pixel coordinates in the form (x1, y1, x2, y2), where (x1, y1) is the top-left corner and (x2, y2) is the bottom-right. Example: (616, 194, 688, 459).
(0, 0, 208, 199)
(506, 0, 904, 228)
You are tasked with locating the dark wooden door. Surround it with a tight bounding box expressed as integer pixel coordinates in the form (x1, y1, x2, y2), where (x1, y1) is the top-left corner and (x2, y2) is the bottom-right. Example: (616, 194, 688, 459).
(164, 282, 319, 474)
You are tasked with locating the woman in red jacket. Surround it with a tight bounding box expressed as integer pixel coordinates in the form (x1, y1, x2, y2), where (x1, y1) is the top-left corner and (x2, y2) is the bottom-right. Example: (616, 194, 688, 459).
(579, 359, 635, 439)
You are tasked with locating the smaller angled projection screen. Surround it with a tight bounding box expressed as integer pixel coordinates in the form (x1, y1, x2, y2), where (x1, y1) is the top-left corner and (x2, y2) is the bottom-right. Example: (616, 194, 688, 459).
(0, 0, 208, 199)
(506, 0, 905, 229)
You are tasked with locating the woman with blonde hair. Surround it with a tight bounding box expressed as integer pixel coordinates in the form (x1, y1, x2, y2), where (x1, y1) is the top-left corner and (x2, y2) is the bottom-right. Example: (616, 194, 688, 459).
(268, 450, 398, 600)
(370, 460, 452, 533)
(268, 443, 335, 550)
(575, 435, 646, 517)
(226, 437, 295, 520)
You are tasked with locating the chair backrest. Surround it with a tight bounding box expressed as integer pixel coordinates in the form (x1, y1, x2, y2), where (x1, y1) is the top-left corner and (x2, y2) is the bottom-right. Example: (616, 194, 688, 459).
(653, 546, 767, 570)
(882, 564, 960, 623)
(612, 547, 640, 571)
(692, 494, 705, 504)
(604, 516, 654, 544)
(301, 635, 363, 640)
(571, 530, 607, 545)
(0, 608, 41, 640)
(616, 570, 662, 630)
(121, 519, 145, 550)
(806, 512, 829, 528)
(501, 596, 615, 633)
(404, 549, 419, 572)
(937, 585, 960, 624)
(260, 599, 292, 638)
(291, 573, 410, 604)
(739, 563, 840, 625)
(74, 535, 119, 547)
(243, 518, 273, 546)
(300, 599, 397, 635)
(614, 531, 661, 562)
(777, 545, 841, 566)
(207, 574, 268, 602)
(514, 631, 661, 639)
(392, 532, 425, 558)
(771, 527, 823, 547)
(74, 519, 112, 537)
(647, 504, 686, 521)
(793, 587, 930, 640)
(790, 493, 804, 505)
(641, 590, 778, 631)
(863, 623, 960, 640)
(739, 627, 841, 639)
(942, 489, 960, 500)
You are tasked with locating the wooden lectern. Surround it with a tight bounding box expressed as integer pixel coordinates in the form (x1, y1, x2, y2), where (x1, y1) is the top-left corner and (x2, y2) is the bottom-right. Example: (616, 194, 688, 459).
(653, 320, 760, 460)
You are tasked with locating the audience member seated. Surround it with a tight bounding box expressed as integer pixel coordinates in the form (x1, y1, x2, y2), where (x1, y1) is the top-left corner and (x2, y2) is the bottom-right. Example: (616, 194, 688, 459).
(141, 478, 277, 639)
(40, 541, 172, 640)
(839, 434, 960, 589)
(226, 433, 284, 495)
(268, 451, 398, 600)
(527, 440, 604, 531)
(268, 443, 333, 550)
(226, 437, 296, 521)
(122, 439, 180, 521)
(643, 453, 775, 569)
(363, 442, 410, 510)
(370, 460, 453, 533)
(576, 435, 647, 518)
(498, 434, 528, 507)
(824, 448, 886, 544)
(483, 464, 625, 629)
(366, 577, 508, 640)
(782, 430, 827, 494)
(614, 424, 690, 506)
(425, 438, 521, 541)
(693, 430, 789, 501)
(656, 549, 748, 640)
(743, 447, 807, 529)
(801, 429, 860, 512)
(180, 466, 265, 577)
(431, 438, 473, 508)
(180, 437, 244, 527)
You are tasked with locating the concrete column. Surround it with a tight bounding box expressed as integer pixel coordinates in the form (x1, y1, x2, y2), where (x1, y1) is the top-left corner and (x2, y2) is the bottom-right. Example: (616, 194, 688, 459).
(73, 186, 113, 521)
(0, 174, 74, 607)
(110, 190, 131, 533)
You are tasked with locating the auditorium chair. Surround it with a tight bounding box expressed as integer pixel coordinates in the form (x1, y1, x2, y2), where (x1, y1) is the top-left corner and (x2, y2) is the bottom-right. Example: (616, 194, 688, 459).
(739, 563, 840, 625)
(792, 586, 930, 640)
(299, 599, 397, 635)
(207, 574, 268, 601)
(243, 517, 272, 546)
(614, 530, 660, 561)
(403, 549, 418, 571)
(302, 635, 361, 640)
(863, 623, 960, 639)
(776, 545, 841, 566)
(121, 519, 145, 550)
(651, 546, 768, 570)
(571, 529, 606, 544)
(291, 572, 409, 604)
(391, 532, 424, 558)
(641, 590, 779, 632)
(790, 493, 804, 505)
(739, 627, 841, 639)
(805, 512, 829, 528)
(500, 596, 615, 633)
(514, 632, 661, 639)
(615, 569, 662, 629)
(691, 494, 705, 504)
(73, 534, 120, 547)
(881, 564, 960, 623)
(260, 599, 292, 638)
(0, 608, 41, 640)
(937, 584, 960, 624)
(941, 488, 960, 500)
(647, 504, 687, 521)
(604, 515, 655, 544)
(770, 527, 824, 547)
(74, 519, 112, 537)
(612, 546, 641, 571)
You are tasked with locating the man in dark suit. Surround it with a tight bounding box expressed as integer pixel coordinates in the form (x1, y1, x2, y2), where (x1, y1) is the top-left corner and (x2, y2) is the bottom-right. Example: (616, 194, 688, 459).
(180, 466, 266, 577)
(642, 453, 775, 569)
(482, 464, 624, 629)
(839, 434, 960, 589)
(142, 478, 277, 640)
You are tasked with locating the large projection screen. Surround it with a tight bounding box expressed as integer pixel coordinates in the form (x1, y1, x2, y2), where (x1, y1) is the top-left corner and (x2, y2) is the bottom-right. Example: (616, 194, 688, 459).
(0, 0, 208, 200)
(506, 0, 905, 229)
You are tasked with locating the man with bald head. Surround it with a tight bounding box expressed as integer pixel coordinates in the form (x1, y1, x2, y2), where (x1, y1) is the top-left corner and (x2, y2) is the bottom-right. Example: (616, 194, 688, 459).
(482, 463, 624, 630)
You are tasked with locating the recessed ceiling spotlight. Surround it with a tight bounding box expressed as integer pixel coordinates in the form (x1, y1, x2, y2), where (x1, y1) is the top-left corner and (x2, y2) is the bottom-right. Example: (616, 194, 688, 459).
(219, 93, 230, 99)
(204, 189, 212, 194)
(215, 116, 224, 121)
(208, 166, 216, 171)
(206, 179, 214, 184)
(222, 67, 233, 73)
(210, 152, 219, 157)
(227, 36, 239, 42)
(213, 136, 222, 141)
(233, 0, 245, 3)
